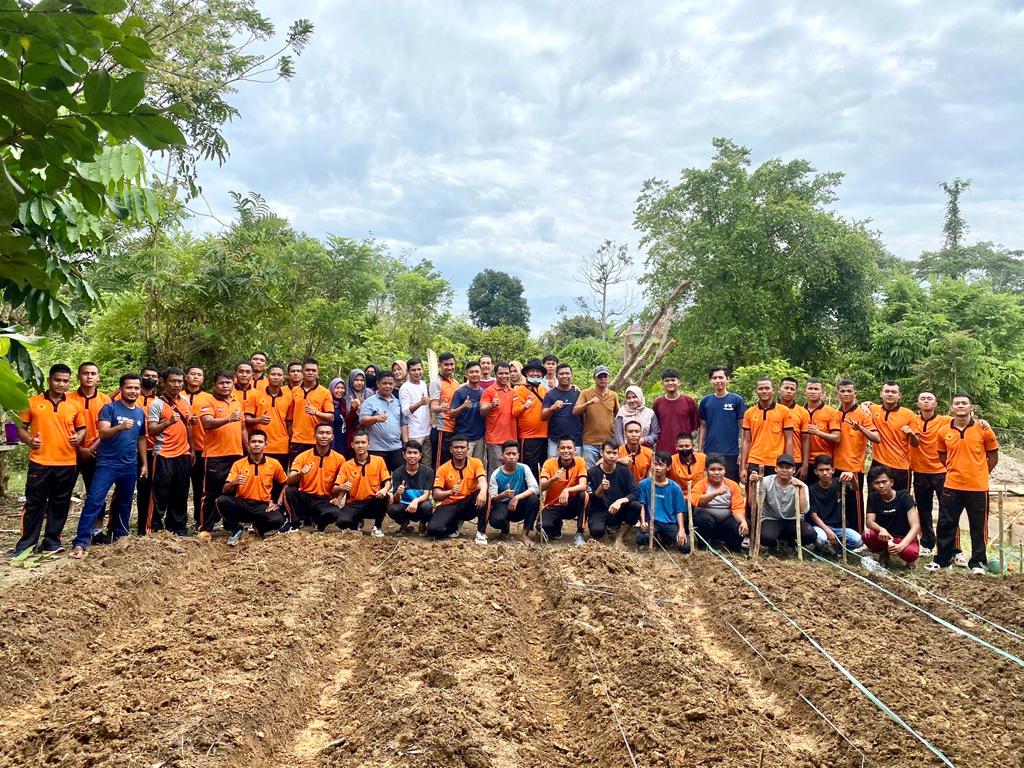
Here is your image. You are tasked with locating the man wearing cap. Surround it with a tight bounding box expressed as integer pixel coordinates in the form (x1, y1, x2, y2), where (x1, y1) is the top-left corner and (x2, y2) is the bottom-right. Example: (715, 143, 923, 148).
(749, 453, 815, 553)
(514, 359, 548, 480)
(574, 365, 619, 469)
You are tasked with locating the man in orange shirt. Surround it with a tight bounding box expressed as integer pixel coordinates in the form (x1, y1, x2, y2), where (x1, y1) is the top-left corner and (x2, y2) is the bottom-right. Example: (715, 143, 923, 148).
(803, 377, 840, 467)
(779, 377, 810, 478)
(617, 420, 653, 484)
(539, 437, 588, 546)
(336, 431, 392, 536)
(910, 391, 951, 555)
(669, 433, 706, 489)
(198, 371, 246, 538)
(283, 422, 345, 531)
(834, 379, 880, 528)
(513, 358, 548, 481)
(184, 365, 206, 526)
(739, 378, 793, 484)
(250, 351, 270, 392)
(430, 434, 487, 539)
(429, 352, 460, 469)
(289, 358, 333, 468)
(12, 364, 86, 555)
(862, 380, 918, 491)
(245, 364, 293, 467)
(933, 393, 999, 573)
(69, 361, 111, 497)
(689, 453, 747, 552)
(480, 362, 518, 476)
(232, 360, 256, 406)
(147, 367, 193, 536)
(215, 430, 288, 546)
(287, 361, 304, 390)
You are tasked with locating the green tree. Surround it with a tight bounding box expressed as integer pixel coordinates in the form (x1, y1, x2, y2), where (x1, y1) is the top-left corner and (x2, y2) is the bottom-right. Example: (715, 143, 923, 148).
(634, 138, 882, 378)
(467, 269, 530, 329)
(538, 307, 603, 349)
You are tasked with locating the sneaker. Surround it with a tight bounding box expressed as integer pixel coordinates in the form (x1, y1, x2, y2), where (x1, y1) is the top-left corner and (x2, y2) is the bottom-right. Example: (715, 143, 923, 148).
(741, 537, 751, 550)
(279, 520, 296, 534)
(574, 533, 585, 548)
(917, 546, 933, 557)
(852, 544, 868, 554)
(371, 526, 385, 538)
(90, 531, 111, 545)
(227, 530, 244, 547)
(197, 531, 212, 542)
(448, 530, 460, 539)
(970, 565, 987, 575)
(475, 532, 488, 545)
(953, 552, 969, 568)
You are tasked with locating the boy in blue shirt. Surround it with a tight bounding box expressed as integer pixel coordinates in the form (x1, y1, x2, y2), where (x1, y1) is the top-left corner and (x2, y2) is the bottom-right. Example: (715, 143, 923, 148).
(632, 451, 691, 552)
(70, 374, 149, 559)
(450, 361, 486, 461)
(478, 440, 540, 546)
(698, 366, 746, 481)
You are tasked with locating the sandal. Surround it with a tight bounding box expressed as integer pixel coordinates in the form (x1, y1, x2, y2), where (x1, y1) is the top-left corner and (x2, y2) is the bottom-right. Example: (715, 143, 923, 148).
(68, 546, 87, 560)
(924, 562, 947, 573)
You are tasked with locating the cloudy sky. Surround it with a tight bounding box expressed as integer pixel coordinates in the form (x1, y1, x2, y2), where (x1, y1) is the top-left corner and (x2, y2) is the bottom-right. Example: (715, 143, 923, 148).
(193, 0, 1024, 331)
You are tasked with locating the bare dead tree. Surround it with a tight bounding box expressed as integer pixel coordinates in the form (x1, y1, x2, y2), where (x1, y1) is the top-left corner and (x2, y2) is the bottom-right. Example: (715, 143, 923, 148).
(611, 279, 688, 390)
(576, 240, 634, 336)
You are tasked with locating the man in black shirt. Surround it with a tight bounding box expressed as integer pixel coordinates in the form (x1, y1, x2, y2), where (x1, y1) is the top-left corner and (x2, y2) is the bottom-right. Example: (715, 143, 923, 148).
(863, 465, 922, 567)
(587, 440, 641, 546)
(387, 440, 434, 534)
(807, 454, 865, 555)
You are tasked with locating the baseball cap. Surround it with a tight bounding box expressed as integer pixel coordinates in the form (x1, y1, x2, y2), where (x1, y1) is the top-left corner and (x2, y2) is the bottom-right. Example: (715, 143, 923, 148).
(594, 365, 611, 377)
(775, 453, 796, 467)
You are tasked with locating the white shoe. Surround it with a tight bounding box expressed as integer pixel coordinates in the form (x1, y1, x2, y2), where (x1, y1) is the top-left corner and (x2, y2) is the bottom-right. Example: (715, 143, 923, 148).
(852, 544, 868, 554)
(953, 552, 969, 568)
(741, 537, 750, 550)
(574, 533, 585, 548)
(917, 546, 933, 557)
(970, 565, 987, 575)
(475, 532, 487, 545)
(448, 530, 460, 539)
(371, 526, 385, 538)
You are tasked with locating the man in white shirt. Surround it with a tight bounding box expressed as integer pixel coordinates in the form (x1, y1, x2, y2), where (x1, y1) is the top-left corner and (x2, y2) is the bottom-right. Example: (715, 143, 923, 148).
(399, 357, 433, 468)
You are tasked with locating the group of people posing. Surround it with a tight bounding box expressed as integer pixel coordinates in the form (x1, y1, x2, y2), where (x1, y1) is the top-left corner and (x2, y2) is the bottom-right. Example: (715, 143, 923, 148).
(10, 353, 999, 574)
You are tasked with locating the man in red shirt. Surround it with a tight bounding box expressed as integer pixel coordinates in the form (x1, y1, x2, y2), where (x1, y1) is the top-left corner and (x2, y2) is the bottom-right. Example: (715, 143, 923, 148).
(653, 368, 699, 453)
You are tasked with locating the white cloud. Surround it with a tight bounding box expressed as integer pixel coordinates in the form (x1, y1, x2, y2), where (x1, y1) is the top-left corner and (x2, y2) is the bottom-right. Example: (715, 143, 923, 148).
(190, 0, 1024, 331)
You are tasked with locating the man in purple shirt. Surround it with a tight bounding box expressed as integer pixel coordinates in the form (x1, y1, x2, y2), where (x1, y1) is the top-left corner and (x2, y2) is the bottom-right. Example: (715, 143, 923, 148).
(653, 369, 699, 453)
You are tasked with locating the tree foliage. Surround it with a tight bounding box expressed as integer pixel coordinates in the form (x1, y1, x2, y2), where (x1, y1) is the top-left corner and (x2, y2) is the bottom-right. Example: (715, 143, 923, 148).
(467, 269, 530, 330)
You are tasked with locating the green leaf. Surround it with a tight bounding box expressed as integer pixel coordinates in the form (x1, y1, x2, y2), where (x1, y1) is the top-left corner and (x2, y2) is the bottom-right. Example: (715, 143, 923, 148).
(120, 35, 154, 60)
(109, 45, 145, 70)
(0, 358, 30, 416)
(83, 70, 111, 112)
(76, 0, 128, 13)
(109, 71, 146, 113)
(143, 187, 159, 222)
(120, 143, 142, 180)
(0, 153, 25, 226)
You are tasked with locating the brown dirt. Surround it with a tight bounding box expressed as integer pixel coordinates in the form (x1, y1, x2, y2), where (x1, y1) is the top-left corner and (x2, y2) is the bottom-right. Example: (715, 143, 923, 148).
(0, 530, 1021, 767)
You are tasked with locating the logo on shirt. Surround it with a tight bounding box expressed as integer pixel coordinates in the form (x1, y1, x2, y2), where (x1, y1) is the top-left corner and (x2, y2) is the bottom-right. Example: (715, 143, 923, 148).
(723, 404, 734, 411)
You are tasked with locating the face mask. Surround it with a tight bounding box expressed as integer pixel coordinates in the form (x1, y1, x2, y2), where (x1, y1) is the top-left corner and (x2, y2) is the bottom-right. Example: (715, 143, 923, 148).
(527, 376, 543, 385)
(678, 449, 693, 459)
(365, 374, 377, 389)
(141, 378, 157, 389)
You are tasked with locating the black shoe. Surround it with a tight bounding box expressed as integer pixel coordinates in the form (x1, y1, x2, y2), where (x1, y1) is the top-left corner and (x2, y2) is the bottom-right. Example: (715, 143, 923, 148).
(91, 531, 111, 545)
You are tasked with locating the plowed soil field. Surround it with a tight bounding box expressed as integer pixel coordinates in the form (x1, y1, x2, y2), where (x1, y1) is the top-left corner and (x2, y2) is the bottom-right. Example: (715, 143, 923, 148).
(1, 529, 1022, 768)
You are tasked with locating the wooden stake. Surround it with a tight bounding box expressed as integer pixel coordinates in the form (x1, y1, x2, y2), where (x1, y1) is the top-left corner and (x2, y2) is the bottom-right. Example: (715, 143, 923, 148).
(795, 473, 803, 562)
(687, 479, 694, 556)
(840, 478, 848, 565)
(998, 487, 1005, 576)
(648, 463, 656, 551)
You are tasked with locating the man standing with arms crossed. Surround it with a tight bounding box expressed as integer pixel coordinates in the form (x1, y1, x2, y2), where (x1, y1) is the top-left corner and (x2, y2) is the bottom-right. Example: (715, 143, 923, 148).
(575, 365, 619, 469)
(400, 357, 433, 468)
(932, 394, 999, 574)
(910, 391, 951, 556)
(698, 367, 746, 481)
(834, 379, 880, 528)
(429, 352, 459, 469)
(652, 369, 699, 454)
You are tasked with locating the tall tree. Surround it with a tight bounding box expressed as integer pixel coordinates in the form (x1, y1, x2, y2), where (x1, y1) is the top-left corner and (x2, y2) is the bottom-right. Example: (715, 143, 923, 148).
(575, 239, 634, 337)
(467, 269, 530, 330)
(634, 137, 882, 376)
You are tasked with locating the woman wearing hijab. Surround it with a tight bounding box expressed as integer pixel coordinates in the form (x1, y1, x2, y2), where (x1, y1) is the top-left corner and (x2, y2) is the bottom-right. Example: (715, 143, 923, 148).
(508, 360, 523, 386)
(344, 369, 367, 455)
(391, 360, 408, 389)
(363, 364, 380, 396)
(328, 377, 353, 456)
(614, 385, 660, 448)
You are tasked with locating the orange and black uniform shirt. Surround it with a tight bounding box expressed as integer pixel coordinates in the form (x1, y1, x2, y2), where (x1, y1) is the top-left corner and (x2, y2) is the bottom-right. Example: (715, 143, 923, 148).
(340, 455, 391, 502)
(941, 420, 998, 492)
(539, 456, 587, 508)
(910, 414, 952, 475)
(292, 447, 345, 497)
(806, 404, 841, 460)
(741, 402, 793, 466)
(430, 375, 460, 433)
(867, 404, 915, 470)
(433, 458, 485, 505)
(189, 391, 212, 453)
(669, 451, 707, 490)
(19, 393, 85, 466)
(834, 405, 873, 474)
(67, 388, 112, 450)
(513, 383, 548, 439)
(226, 456, 287, 502)
(785, 403, 810, 465)
(149, 394, 191, 459)
(291, 384, 333, 445)
(200, 395, 245, 458)
(617, 444, 653, 484)
(245, 388, 294, 456)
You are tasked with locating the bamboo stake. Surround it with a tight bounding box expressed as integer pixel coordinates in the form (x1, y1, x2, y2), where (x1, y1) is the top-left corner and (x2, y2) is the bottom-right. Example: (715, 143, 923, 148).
(687, 479, 694, 556)
(795, 474, 803, 562)
(840, 478, 849, 565)
(648, 462, 656, 552)
(998, 487, 1005, 576)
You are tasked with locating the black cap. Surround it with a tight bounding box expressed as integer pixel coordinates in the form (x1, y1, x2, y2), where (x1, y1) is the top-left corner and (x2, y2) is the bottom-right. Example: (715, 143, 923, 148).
(523, 358, 545, 376)
(775, 453, 796, 467)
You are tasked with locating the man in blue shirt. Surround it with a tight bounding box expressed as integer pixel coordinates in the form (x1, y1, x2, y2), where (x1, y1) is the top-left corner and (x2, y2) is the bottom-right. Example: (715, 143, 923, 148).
(631, 451, 690, 552)
(698, 366, 746, 482)
(69, 374, 148, 559)
(478, 440, 540, 546)
(541, 363, 582, 458)
(358, 371, 404, 471)
(450, 361, 486, 462)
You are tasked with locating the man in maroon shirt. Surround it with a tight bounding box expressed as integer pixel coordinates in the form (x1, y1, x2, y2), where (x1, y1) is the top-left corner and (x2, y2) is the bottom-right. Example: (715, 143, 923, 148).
(653, 369, 700, 452)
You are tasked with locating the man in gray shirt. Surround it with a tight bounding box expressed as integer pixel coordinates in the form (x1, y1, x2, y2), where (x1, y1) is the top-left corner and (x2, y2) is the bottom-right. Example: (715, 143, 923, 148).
(750, 453, 815, 552)
(358, 372, 404, 471)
